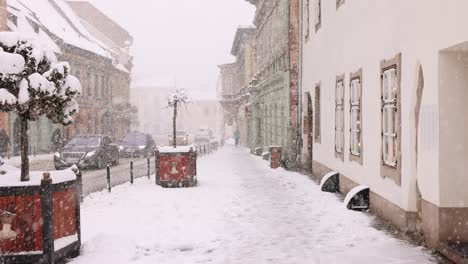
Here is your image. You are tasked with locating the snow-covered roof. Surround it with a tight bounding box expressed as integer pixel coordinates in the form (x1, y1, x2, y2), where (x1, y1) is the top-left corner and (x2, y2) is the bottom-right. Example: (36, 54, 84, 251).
(114, 63, 130, 74)
(7, 0, 112, 58)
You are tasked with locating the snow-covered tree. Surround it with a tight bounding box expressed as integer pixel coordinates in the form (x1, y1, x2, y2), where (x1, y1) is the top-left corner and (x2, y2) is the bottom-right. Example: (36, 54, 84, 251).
(0, 32, 81, 181)
(168, 89, 189, 148)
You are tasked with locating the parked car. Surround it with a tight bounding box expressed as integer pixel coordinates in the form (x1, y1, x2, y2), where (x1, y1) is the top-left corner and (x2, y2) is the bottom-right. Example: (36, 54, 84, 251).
(194, 128, 214, 143)
(168, 131, 189, 146)
(54, 134, 120, 170)
(119, 132, 156, 158)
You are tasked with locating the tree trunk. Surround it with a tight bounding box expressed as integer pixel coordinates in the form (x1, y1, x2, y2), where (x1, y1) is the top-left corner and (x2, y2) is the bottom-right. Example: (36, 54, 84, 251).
(173, 101, 177, 148)
(20, 116, 29, 181)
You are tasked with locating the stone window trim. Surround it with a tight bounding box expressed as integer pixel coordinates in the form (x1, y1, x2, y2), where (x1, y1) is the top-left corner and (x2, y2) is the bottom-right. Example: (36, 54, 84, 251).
(335, 74, 345, 161)
(314, 82, 321, 143)
(336, 0, 345, 10)
(315, 0, 322, 32)
(349, 68, 363, 165)
(380, 53, 402, 185)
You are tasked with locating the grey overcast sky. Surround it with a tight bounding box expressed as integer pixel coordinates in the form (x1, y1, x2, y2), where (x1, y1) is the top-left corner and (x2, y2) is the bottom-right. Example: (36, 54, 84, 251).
(86, 0, 255, 99)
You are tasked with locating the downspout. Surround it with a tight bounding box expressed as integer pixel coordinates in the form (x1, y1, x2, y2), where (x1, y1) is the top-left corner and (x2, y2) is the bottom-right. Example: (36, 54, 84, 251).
(287, 0, 301, 170)
(298, 0, 304, 167)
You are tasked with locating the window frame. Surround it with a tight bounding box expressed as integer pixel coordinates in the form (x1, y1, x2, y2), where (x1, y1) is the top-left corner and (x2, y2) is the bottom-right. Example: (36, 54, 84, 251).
(314, 82, 321, 143)
(335, 74, 345, 161)
(349, 69, 363, 164)
(314, 0, 322, 32)
(380, 53, 402, 185)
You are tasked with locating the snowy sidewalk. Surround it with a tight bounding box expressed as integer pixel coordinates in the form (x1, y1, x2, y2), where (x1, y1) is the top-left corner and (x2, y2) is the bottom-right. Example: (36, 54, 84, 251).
(71, 146, 436, 264)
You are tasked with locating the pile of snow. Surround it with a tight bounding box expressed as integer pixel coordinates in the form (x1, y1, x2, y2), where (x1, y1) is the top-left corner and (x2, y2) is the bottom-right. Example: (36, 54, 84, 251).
(0, 49, 25, 75)
(158, 146, 194, 153)
(0, 89, 17, 105)
(0, 164, 77, 187)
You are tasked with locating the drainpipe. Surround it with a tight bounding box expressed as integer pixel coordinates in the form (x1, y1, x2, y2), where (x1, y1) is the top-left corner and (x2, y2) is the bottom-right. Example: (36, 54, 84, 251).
(297, 0, 304, 167)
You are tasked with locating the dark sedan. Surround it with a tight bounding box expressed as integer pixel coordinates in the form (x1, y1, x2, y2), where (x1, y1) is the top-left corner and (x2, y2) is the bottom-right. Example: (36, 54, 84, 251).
(54, 135, 120, 170)
(119, 132, 156, 158)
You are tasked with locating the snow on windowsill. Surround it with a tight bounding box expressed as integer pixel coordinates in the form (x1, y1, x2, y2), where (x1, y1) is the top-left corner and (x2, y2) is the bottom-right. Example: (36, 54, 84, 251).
(55, 233, 78, 251)
(158, 146, 195, 153)
(0, 165, 77, 187)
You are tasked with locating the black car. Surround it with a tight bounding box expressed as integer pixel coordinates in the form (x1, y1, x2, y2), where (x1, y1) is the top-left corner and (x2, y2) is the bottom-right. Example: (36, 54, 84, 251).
(54, 135, 120, 170)
(119, 132, 156, 158)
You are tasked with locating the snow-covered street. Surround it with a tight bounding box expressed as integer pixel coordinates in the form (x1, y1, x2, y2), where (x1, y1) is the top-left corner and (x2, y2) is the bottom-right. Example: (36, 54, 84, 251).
(70, 146, 436, 264)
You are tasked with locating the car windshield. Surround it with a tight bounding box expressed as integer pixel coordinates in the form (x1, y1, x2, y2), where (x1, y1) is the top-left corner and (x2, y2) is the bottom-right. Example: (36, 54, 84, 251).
(122, 133, 146, 146)
(176, 131, 186, 136)
(66, 136, 101, 147)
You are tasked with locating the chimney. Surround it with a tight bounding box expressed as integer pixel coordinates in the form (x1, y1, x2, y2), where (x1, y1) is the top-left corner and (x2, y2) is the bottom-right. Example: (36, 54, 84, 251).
(0, 0, 7, 31)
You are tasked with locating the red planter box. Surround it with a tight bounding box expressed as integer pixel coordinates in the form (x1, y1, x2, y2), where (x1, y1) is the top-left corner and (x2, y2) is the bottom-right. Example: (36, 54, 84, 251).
(155, 147, 197, 188)
(0, 170, 82, 264)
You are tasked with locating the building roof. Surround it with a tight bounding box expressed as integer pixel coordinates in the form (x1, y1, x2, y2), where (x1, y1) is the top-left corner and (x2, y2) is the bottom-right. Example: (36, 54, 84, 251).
(7, 0, 112, 58)
(218, 62, 236, 69)
(230, 26, 256, 57)
(67, 1, 133, 49)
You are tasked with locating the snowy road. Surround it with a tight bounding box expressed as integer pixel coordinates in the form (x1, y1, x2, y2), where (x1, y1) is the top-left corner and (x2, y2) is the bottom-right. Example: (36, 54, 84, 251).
(8, 156, 151, 196)
(71, 146, 436, 264)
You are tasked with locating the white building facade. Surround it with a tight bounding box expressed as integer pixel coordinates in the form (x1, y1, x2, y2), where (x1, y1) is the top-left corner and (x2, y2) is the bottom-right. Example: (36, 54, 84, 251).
(301, 0, 468, 257)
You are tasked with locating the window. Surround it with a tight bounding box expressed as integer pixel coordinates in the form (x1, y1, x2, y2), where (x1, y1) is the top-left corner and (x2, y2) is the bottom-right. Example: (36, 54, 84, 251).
(87, 72, 91, 97)
(305, 0, 310, 40)
(101, 76, 105, 98)
(336, 0, 345, 9)
(314, 83, 321, 143)
(314, 0, 321, 31)
(95, 74, 99, 98)
(335, 75, 345, 160)
(380, 53, 401, 184)
(350, 69, 362, 164)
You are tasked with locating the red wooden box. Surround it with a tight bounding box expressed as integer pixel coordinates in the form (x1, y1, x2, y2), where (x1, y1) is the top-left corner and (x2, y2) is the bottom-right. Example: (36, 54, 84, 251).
(155, 147, 197, 188)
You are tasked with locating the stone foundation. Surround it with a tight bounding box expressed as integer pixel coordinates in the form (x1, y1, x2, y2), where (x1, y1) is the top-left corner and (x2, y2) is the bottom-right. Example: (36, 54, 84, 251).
(422, 199, 468, 248)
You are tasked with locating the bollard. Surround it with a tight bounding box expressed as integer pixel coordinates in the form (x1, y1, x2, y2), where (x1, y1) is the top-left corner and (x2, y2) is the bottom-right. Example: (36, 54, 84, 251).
(147, 157, 150, 179)
(155, 150, 160, 185)
(130, 161, 134, 184)
(41, 172, 54, 264)
(106, 165, 111, 192)
(72, 167, 84, 202)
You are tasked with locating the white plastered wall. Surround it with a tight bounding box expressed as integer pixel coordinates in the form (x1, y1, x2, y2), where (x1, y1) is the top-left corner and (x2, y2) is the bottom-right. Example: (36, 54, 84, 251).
(301, 0, 468, 211)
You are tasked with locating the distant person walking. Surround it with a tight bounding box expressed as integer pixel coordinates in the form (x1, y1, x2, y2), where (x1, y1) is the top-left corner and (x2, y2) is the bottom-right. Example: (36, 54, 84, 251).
(234, 129, 240, 147)
(51, 128, 64, 152)
(0, 129, 11, 158)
